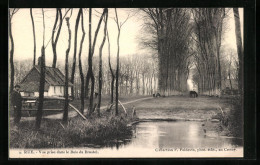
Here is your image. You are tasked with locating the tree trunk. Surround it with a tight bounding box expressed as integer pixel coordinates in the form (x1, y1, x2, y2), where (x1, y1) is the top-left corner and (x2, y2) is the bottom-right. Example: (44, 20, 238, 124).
(136, 71, 139, 95)
(97, 9, 108, 116)
(35, 47, 45, 129)
(63, 15, 72, 123)
(85, 8, 92, 99)
(70, 9, 81, 98)
(78, 9, 85, 113)
(142, 73, 145, 95)
(115, 31, 120, 115)
(125, 71, 129, 95)
(114, 8, 121, 116)
(130, 71, 133, 94)
(233, 8, 243, 93)
(107, 31, 115, 104)
(51, 8, 63, 68)
(35, 9, 46, 129)
(9, 11, 15, 94)
(86, 8, 106, 115)
(30, 8, 36, 66)
(51, 9, 58, 68)
(228, 59, 233, 90)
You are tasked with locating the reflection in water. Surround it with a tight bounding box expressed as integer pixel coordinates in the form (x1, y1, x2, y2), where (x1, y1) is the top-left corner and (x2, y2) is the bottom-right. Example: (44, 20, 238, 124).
(130, 121, 242, 149)
(85, 121, 242, 150)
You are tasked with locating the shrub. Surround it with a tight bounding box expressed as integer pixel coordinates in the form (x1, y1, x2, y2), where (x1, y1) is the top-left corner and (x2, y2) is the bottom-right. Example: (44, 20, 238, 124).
(226, 96, 243, 138)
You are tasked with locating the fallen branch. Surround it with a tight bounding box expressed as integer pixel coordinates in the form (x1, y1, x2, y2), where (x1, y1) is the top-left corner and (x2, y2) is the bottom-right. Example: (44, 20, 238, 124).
(59, 122, 65, 129)
(118, 100, 127, 115)
(106, 103, 113, 111)
(69, 103, 86, 120)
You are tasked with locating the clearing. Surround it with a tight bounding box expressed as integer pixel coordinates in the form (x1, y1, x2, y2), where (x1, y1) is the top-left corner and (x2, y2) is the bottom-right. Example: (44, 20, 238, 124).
(121, 95, 232, 121)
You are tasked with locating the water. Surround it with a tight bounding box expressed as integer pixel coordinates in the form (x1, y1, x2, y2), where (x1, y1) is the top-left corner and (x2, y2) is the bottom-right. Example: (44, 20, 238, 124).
(126, 121, 242, 149)
(78, 121, 243, 157)
(102, 121, 243, 150)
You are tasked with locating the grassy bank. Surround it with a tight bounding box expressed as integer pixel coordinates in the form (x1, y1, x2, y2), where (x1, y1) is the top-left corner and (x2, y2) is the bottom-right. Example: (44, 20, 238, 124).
(122, 95, 232, 120)
(225, 96, 243, 137)
(195, 95, 243, 138)
(10, 110, 134, 148)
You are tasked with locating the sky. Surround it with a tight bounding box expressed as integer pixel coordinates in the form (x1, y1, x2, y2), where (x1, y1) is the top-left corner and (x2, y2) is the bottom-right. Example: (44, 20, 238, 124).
(10, 8, 144, 65)
(9, 8, 243, 66)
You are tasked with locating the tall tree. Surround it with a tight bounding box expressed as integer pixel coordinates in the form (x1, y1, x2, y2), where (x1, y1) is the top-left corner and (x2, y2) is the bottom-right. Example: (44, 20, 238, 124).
(63, 9, 73, 123)
(114, 8, 130, 115)
(97, 9, 108, 116)
(35, 9, 46, 129)
(51, 8, 62, 68)
(233, 8, 243, 93)
(9, 8, 19, 94)
(30, 8, 36, 66)
(107, 30, 115, 106)
(85, 8, 92, 99)
(52, 8, 70, 68)
(70, 9, 81, 98)
(85, 9, 106, 116)
(78, 8, 85, 113)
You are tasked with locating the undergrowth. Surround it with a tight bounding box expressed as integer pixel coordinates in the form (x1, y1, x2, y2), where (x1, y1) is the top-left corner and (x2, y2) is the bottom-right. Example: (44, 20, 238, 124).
(10, 111, 133, 148)
(226, 95, 243, 138)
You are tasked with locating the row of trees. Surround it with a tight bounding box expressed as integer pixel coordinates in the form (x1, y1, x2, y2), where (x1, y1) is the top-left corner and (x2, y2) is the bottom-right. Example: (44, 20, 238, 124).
(192, 8, 243, 95)
(12, 53, 158, 98)
(139, 8, 243, 96)
(192, 47, 239, 92)
(140, 8, 194, 96)
(74, 54, 158, 97)
(191, 8, 227, 95)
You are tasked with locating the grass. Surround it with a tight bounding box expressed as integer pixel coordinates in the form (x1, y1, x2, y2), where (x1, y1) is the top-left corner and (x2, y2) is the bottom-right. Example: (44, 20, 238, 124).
(126, 96, 228, 110)
(10, 110, 134, 148)
(122, 95, 233, 120)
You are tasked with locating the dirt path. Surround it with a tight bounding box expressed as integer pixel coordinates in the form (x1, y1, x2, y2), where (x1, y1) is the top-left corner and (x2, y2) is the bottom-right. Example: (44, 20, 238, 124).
(17, 97, 153, 121)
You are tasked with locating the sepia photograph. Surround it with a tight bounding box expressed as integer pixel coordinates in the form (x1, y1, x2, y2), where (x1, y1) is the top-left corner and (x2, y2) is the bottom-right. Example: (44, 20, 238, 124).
(8, 7, 244, 158)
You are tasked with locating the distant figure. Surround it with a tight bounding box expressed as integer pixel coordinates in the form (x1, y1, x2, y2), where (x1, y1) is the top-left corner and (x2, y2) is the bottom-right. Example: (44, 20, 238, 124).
(152, 94, 155, 97)
(155, 93, 161, 97)
(132, 106, 136, 118)
(94, 92, 98, 98)
(11, 85, 22, 124)
(189, 91, 198, 98)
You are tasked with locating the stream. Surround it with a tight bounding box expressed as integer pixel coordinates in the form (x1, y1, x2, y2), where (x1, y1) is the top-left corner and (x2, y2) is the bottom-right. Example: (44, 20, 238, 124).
(85, 121, 243, 150)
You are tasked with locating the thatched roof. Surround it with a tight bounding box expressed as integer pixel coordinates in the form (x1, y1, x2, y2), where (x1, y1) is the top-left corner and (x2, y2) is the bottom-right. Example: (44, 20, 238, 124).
(20, 81, 50, 92)
(19, 65, 73, 92)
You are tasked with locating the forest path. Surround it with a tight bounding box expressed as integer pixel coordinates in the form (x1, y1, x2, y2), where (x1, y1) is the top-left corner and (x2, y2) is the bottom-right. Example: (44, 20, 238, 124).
(17, 97, 153, 121)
